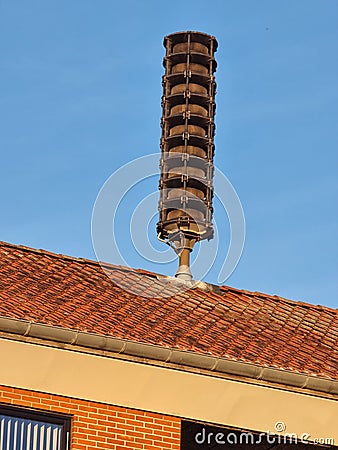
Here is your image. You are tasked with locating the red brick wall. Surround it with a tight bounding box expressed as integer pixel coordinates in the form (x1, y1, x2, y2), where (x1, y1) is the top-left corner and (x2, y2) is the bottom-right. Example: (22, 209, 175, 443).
(0, 385, 181, 449)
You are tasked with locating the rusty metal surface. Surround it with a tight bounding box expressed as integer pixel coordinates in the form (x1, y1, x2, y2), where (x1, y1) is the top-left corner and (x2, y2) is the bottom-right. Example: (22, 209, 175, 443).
(157, 31, 218, 254)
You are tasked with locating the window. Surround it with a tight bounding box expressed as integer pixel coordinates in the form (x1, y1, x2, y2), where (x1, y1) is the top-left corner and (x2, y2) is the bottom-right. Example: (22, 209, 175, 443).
(0, 405, 71, 450)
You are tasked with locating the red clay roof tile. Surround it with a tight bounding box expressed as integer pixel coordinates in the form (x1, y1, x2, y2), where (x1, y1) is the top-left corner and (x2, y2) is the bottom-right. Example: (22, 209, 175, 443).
(0, 240, 337, 380)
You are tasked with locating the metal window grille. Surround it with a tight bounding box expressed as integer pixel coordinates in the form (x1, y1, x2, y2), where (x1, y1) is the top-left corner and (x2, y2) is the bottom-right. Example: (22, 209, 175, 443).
(0, 406, 70, 450)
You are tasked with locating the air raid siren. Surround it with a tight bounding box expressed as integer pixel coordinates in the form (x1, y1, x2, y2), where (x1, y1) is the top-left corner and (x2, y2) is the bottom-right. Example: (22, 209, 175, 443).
(157, 31, 218, 281)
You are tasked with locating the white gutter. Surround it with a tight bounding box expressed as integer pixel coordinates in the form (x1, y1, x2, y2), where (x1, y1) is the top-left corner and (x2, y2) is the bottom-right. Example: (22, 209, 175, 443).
(0, 316, 337, 396)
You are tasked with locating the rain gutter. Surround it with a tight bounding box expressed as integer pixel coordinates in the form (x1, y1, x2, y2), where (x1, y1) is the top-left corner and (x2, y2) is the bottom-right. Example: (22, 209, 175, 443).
(0, 316, 337, 396)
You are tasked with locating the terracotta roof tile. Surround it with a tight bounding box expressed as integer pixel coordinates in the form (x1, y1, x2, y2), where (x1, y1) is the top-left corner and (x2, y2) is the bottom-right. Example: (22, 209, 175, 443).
(0, 241, 337, 379)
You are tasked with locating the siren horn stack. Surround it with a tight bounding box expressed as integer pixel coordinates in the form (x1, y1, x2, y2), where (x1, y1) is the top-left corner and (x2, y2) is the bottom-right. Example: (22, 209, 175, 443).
(157, 31, 218, 281)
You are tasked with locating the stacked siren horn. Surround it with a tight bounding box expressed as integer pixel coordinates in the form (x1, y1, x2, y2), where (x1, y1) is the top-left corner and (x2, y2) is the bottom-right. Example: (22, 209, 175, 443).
(157, 31, 218, 281)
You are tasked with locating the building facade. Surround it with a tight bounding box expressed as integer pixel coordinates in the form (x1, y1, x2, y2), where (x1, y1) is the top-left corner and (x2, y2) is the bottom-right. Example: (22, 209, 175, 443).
(0, 241, 337, 449)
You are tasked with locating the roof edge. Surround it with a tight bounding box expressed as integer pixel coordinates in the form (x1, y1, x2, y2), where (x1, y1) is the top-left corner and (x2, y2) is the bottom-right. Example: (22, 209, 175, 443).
(0, 316, 337, 396)
(1, 240, 336, 309)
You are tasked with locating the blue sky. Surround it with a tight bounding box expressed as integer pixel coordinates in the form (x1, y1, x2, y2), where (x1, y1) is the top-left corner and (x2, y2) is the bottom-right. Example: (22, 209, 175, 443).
(0, 1, 337, 307)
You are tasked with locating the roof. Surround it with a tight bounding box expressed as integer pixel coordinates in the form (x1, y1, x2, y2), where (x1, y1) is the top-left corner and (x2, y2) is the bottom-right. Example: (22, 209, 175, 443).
(0, 240, 337, 380)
